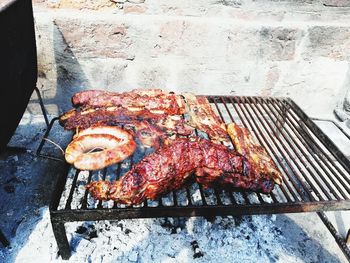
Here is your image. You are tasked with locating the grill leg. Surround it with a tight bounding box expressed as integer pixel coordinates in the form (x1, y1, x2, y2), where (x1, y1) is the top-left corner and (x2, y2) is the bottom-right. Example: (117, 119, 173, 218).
(51, 221, 71, 260)
(347, 229, 350, 246)
(317, 212, 350, 261)
(0, 229, 9, 247)
(34, 86, 49, 128)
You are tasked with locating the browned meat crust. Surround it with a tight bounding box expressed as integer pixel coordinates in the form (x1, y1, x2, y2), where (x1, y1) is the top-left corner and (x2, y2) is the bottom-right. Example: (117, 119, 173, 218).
(72, 89, 186, 115)
(65, 125, 136, 170)
(86, 138, 276, 205)
(183, 93, 229, 142)
(227, 123, 282, 185)
(59, 106, 193, 148)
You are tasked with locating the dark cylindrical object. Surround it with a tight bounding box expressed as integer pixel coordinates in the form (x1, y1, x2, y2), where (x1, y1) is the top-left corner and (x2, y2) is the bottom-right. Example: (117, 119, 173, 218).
(0, 0, 37, 152)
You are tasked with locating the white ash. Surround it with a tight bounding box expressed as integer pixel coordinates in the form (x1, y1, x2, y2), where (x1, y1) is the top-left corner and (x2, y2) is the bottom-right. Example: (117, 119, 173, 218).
(2, 207, 336, 263)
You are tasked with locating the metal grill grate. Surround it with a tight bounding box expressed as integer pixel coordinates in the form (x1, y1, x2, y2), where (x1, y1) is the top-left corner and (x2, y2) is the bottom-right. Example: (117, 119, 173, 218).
(37, 96, 350, 260)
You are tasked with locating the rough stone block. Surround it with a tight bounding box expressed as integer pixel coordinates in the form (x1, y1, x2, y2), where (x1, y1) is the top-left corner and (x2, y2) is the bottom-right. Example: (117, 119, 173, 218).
(123, 3, 148, 13)
(54, 19, 134, 60)
(35, 0, 115, 10)
(304, 26, 350, 60)
(323, 0, 350, 7)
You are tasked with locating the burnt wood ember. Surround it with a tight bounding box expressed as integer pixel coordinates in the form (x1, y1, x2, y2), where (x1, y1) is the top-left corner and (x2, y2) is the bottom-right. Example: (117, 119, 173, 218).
(71, 89, 186, 115)
(86, 138, 276, 205)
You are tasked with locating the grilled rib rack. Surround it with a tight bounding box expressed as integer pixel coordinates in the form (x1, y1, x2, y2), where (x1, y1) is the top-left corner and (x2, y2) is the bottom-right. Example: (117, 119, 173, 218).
(37, 96, 350, 260)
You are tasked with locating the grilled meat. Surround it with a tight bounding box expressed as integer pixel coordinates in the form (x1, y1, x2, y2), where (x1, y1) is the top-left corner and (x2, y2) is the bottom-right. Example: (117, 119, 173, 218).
(65, 125, 136, 170)
(59, 106, 192, 135)
(183, 93, 229, 142)
(59, 106, 193, 148)
(86, 138, 276, 205)
(72, 89, 186, 115)
(227, 123, 282, 185)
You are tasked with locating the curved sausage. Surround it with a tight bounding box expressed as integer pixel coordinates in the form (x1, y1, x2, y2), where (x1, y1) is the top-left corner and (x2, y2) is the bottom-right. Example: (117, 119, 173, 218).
(65, 126, 136, 170)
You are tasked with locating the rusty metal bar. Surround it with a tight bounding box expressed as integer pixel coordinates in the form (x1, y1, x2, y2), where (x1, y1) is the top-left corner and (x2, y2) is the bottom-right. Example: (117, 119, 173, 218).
(65, 169, 80, 209)
(224, 96, 293, 202)
(198, 184, 208, 206)
(286, 99, 350, 183)
(265, 98, 349, 199)
(238, 97, 319, 201)
(273, 98, 350, 191)
(81, 171, 93, 209)
(251, 97, 337, 201)
(317, 211, 350, 261)
(228, 97, 301, 202)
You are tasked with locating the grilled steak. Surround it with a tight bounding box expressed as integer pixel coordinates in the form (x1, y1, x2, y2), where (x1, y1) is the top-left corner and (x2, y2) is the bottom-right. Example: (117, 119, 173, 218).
(227, 123, 282, 185)
(86, 138, 276, 205)
(183, 93, 229, 142)
(72, 89, 186, 115)
(59, 106, 193, 148)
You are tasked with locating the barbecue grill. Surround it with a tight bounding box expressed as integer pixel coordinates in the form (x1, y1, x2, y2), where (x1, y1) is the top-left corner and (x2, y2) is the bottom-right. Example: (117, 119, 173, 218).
(37, 95, 350, 260)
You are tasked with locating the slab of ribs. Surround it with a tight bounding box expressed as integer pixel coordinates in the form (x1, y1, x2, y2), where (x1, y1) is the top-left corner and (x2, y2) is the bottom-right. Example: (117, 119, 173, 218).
(59, 89, 282, 205)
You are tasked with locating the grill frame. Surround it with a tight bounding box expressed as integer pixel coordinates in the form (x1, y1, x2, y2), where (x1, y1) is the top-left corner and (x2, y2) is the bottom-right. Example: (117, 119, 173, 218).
(37, 96, 350, 260)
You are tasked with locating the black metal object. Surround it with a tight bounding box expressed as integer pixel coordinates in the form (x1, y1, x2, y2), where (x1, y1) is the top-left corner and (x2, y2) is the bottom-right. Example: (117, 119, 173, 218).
(317, 211, 350, 260)
(0, 229, 9, 248)
(0, 0, 37, 152)
(38, 96, 350, 260)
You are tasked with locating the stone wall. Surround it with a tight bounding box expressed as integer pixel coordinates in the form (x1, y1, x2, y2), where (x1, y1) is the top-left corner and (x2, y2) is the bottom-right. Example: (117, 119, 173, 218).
(31, 0, 350, 119)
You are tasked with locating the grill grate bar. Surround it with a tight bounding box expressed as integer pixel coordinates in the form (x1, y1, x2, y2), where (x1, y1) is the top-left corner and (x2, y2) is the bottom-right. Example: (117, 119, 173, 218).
(65, 169, 80, 210)
(186, 188, 193, 206)
(248, 97, 335, 201)
(97, 168, 108, 209)
(239, 97, 320, 201)
(172, 191, 178, 206)
(198, 184, 208, 206)
(269, 192, 278, 203)
(273, 98, 350, 194)
(288, 99, 350, 178)
(81, 171, 93, 209)
(227, 97, 300, 202)
(213, 96, 268, 206)
(219, 96, 283, 203)
(237, 96, 314, 201)
(226, 189, 237, 205)
(220, 96, 283, 204)
(277, 99, 350, 193)
(240, 191, 251, 204)
(263, 98, 349, 200)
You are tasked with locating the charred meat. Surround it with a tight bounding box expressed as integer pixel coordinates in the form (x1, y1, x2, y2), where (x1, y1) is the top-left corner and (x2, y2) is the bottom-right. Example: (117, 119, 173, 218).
(86, 138, 276, 205)
(183, 93, 229, 142)
(227, 123, 282, 185)
(71, 89, 186, 115)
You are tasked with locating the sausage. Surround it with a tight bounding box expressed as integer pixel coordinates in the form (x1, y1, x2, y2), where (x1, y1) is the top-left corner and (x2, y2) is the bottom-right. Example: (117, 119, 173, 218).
(65, 126, 136, 170)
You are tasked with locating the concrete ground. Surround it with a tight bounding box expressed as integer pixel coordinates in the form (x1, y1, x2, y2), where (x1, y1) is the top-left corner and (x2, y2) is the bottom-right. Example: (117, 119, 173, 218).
(0, 94, 349, 262)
